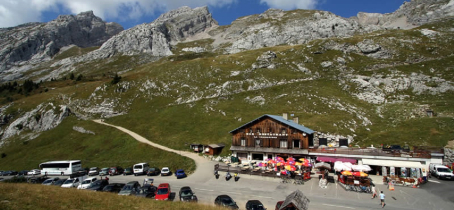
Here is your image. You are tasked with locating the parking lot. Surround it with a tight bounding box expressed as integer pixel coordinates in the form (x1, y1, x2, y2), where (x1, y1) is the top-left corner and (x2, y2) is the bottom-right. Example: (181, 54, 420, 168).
(3, 160, 453, 210)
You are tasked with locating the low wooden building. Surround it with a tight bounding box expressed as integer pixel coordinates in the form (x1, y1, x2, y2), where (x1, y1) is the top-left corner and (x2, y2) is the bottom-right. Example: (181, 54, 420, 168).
(278, 190, 310, 210)
(229, 114, 314, 162)
(205, 143, 225, 156)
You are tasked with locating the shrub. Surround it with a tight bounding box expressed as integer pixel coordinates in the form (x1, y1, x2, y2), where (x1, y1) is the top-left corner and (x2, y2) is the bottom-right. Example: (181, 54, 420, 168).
(111, 73, 122, 85)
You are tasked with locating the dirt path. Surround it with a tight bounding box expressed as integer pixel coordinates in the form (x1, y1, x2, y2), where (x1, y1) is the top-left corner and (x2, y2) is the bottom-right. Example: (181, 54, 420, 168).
(93, 120, 210, 167)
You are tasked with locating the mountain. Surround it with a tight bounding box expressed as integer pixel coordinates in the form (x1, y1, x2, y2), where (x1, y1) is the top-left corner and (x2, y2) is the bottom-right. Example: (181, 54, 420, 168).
(0, 11, 123, 81)
(0, 0, 454, 165)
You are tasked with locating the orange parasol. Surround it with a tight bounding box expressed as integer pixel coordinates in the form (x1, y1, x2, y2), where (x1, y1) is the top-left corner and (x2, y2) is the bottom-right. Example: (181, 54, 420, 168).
(341, 171, 352, 176)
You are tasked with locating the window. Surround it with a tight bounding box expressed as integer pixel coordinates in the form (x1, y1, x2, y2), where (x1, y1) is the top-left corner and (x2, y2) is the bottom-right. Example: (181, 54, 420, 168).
(241, 139, 246, 146)
(292, 129, 298, 134)
(256, 128, 261, 133)
(255, 139, 261, 147)
(280, 140, 288, 148)
(293, 140, 300, 149)
(240, 129, 245, 133)
(268, 128, 273, 133)
(281, 128, 287, 134)
(249, 129, 253, 134)
(319, 138, 327, 146)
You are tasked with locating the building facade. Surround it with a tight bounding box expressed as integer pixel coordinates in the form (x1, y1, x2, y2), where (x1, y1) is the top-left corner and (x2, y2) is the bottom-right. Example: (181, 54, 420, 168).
(230, 114, 314, 162)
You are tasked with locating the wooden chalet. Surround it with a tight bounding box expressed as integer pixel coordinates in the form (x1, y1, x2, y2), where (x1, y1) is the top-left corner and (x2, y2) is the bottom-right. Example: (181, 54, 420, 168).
(229, 113, 314, 162)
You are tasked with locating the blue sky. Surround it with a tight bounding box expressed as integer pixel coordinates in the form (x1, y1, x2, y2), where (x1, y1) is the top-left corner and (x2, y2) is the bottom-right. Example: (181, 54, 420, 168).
(0, 0, 405, 29)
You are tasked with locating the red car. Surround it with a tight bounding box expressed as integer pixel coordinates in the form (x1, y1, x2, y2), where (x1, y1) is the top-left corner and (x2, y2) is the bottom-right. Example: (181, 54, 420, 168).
(155, 183, 171, 201)
(275, 201, 284, 210)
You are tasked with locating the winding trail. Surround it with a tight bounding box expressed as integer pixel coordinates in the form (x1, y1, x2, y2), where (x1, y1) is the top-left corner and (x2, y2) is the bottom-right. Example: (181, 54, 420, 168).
(93, 119, 213, 181)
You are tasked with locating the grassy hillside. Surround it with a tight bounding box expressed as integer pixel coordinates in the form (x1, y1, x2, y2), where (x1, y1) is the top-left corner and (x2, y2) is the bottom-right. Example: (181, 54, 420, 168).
(1, 18, 454, 168)
(0, 116, 195, 173)
(0, 183, 228, 210)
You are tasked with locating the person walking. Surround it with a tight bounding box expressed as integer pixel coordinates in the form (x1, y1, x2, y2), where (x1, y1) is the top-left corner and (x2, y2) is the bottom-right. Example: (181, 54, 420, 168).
(371, 185, 377, 199)
(379, 191, 386, 208)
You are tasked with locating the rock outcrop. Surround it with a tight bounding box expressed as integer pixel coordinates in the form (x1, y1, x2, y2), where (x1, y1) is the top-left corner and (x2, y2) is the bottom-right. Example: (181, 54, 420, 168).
(0, 11, 123, 78)
(0, 103, 71, 144)
(94, 6, 217, 58)
(357, 0, 454, 29)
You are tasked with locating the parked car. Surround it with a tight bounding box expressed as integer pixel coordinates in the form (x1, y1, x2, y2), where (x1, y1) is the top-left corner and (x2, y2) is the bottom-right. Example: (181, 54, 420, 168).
(52, 179, 66, 186)
(77, 177, 97, 189)
(155, 183, 171, 201)
(135, 184, 157, 198)
(27, 176, 47, 184)
(76, 167, 89, 176)
(382, 145, 403, 152)
(109, 166, 124, 176)
(161, 167, 171, 176)
(86, 179, 110, 191)
(431, 164, 453, 180)
(18, 170, 29, 176)
(246, 200, 265, 210)
(61, 177, 81, 188)
(146, 167, 160, 176)
(99, 168, 110, 176)
(103, 183, 126, 193)
(175, 169, 187, 179)
(42, 177, 60, 185)
(179, 186, 197, 202)
(118, 181, 141, 196)
(275, 201, 284, 210)
(133, 163, 149, 176)
(88, 167, 100, 176)
(2, 171, 18, 176)
(123, 168, 133, 176)
(28, 169, 41, 175)
(215, 195, 239, 209)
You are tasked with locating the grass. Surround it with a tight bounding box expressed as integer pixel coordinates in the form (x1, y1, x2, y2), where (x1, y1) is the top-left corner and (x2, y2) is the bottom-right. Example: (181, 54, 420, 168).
(1, 18, 454, 168)
(0, 183, 229, 210)
(0, 116, 195, 173)
(53, 46, 100, 60)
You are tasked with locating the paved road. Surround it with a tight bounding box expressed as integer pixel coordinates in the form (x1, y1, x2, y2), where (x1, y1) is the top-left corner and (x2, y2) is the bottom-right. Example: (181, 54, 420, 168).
(3, 169, 454, 210)
(87, 120, 454, 210)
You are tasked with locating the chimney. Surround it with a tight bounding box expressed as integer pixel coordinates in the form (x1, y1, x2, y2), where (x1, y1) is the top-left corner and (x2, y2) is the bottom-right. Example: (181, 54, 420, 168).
(283, 113, 288, 120)
(293, 117, 299, 124)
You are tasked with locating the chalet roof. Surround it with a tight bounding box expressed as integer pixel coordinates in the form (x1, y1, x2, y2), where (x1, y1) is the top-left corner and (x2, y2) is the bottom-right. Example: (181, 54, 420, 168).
(229, 114, 314, 134)
(230, 146, 309, 155)
(280, 190, 310, 210)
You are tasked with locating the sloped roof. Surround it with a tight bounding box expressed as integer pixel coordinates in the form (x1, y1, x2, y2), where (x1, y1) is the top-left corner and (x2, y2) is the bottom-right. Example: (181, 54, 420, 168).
(280, 190, 310, 210)
(229, 114, 314, 134)
(208, 143, 225, 148)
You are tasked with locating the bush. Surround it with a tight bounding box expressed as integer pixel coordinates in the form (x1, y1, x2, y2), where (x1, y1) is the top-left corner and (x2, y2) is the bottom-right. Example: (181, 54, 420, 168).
(1, 153, 6, 158)
(111, 73, 122, 85)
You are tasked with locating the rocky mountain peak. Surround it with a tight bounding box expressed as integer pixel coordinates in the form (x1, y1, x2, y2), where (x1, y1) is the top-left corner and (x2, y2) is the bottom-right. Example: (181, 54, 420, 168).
(357, 0, 454, 29)
(0, 11, 123, 78)
(91, 6, 217, 58)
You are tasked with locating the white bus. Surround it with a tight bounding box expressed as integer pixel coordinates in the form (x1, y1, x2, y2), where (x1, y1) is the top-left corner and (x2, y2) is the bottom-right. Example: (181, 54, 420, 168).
(39, 160, 82, 175)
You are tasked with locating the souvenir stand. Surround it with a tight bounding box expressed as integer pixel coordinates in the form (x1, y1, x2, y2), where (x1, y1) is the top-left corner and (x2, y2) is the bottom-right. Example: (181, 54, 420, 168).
(383, 166, 422, 188)
(335, 162, 373, 193)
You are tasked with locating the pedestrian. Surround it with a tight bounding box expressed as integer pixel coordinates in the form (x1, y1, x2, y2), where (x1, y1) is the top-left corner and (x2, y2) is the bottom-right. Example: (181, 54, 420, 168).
(379, 191, 386, 208)
(371, 185, 377, 198)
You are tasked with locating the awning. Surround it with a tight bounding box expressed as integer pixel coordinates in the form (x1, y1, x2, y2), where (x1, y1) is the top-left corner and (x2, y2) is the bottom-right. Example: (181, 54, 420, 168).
(337, 158, 357, 164)
(316, 157, 357, 163)
(317, 157, 337, 162)
(362, 159, 423, 168)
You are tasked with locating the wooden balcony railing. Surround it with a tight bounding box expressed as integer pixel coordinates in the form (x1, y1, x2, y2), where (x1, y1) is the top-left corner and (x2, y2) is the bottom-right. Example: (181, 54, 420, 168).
(308, 148, 432, 158)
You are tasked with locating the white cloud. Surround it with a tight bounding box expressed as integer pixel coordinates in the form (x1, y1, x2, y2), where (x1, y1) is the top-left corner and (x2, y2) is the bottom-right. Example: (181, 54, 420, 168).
(260, 0, 318, 10)
(0, 0, 237, 28)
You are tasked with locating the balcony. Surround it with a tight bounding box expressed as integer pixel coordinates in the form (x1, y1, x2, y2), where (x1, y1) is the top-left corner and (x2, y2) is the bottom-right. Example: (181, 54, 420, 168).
(308, 148, 431, 159)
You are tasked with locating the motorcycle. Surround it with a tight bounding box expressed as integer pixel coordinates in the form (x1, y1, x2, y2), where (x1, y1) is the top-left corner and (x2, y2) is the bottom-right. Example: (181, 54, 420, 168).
(214, 170, 220, 179)
(225, 172, 232, 181)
